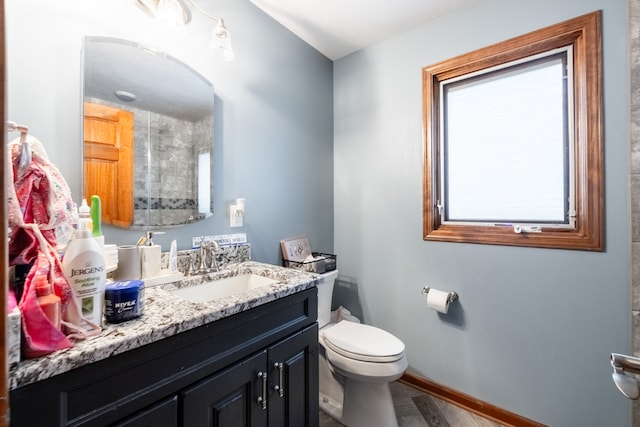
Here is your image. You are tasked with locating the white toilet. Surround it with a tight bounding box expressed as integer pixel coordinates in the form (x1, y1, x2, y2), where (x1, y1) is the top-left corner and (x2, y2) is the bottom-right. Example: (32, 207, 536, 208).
(317, 269, 408, 427)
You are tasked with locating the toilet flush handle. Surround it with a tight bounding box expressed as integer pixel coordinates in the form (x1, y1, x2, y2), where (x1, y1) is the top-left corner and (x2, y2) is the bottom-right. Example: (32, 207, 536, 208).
(274, 362, 284, 397)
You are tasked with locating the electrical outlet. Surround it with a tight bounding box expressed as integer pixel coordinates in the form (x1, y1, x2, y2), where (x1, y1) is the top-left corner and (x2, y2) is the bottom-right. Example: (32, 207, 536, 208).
(230, 206, 243, 228)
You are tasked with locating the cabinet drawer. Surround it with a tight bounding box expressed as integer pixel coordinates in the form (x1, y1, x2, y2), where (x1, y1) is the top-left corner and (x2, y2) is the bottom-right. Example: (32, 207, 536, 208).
(112, 396, 178, 427)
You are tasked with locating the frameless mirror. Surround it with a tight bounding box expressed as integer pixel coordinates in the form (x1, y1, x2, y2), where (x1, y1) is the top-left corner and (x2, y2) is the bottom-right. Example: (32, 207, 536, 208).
(82, 36, 214, 229)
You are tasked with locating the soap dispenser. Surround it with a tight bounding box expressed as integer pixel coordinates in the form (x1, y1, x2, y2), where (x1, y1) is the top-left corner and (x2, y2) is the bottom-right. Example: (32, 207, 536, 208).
(140, 231, 162, 279)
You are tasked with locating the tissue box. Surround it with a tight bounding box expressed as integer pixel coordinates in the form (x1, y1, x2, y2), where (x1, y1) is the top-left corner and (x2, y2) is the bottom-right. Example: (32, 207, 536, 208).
(284, 252, 336, 274)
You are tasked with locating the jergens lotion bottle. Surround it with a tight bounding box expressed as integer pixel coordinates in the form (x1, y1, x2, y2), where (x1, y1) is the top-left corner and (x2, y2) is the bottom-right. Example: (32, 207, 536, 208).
(62, 213, 106, 326)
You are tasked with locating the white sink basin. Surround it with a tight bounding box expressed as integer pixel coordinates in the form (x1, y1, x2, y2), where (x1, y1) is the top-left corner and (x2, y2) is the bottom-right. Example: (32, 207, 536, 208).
(170, 274, 279, 303)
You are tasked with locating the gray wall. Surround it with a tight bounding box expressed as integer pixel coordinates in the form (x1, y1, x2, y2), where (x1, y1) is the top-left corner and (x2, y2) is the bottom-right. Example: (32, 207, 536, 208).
(333, 0, 630, 426)
(6, 0, 334, 265)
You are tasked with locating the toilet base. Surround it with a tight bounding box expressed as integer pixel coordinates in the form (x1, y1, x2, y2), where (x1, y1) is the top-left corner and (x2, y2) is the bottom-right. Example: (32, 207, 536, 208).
(341, 379, 398, 427)
(320, 382, 399, 427)
(319, 347, 399, 427)
(319, 344, 344, 420)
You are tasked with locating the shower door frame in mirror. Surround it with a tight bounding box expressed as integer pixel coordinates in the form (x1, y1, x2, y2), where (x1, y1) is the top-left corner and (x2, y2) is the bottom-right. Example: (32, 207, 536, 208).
(82, 36, 215, 230)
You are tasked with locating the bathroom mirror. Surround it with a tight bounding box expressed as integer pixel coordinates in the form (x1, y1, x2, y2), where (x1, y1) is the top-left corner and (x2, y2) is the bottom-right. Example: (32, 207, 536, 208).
(82, 36, 214, 229)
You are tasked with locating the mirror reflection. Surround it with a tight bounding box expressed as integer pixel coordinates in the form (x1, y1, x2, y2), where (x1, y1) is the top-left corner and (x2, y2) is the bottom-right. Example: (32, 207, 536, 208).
(82, 36, 214, 229)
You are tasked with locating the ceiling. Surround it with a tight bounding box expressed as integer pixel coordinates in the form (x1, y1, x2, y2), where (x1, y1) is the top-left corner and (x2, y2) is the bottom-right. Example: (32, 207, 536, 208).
(249, 0, 477, 60)
(84, 37, 213, 121)
(84, 1, 479, 116)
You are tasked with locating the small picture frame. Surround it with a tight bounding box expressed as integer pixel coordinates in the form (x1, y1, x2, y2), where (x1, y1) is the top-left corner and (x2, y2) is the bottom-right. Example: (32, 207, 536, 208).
(280, 236, 312, 263)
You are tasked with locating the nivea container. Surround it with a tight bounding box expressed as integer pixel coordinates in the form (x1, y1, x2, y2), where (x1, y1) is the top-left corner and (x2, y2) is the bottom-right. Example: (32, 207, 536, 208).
(104, 280, 144, 323)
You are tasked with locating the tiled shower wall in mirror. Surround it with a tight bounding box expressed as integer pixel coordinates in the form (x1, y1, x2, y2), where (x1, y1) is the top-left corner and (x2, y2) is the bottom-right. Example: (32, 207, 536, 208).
(135, 111, 212, 227)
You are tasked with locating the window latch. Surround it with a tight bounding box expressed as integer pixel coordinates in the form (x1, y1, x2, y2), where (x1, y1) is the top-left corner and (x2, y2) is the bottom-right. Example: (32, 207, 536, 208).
(513, 225, 542, 234)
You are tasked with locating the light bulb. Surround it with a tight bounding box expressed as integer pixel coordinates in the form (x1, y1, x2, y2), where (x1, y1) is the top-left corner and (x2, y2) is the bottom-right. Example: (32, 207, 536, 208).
(157, 0, 188, 37)
(210, 19, 235, 61)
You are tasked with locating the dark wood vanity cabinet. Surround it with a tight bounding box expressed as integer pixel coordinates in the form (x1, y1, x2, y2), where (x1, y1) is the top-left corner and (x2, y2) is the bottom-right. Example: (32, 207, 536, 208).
(181, 324, 318, 427)
(9, 288, 318, 427)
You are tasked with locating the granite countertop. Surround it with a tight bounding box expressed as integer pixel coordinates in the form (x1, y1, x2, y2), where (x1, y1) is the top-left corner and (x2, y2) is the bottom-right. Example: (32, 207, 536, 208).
(9, 261, 320, 390)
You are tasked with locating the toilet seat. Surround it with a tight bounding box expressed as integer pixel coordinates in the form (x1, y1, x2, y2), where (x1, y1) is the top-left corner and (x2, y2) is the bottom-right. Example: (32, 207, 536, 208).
(322, 320, 405, 363)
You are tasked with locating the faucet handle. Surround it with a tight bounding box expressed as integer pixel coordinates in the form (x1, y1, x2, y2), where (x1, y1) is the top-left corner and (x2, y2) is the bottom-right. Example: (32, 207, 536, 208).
(188, 252, 200, 275)
(205, 244, 221, 271)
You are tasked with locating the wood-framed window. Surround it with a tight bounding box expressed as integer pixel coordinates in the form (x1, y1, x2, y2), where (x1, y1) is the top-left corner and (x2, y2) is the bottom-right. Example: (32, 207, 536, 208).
(422, 11, 603, 251)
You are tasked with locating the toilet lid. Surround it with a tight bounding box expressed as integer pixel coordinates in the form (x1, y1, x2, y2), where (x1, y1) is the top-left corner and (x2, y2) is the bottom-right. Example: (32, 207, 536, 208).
(322, 320, 405, 363)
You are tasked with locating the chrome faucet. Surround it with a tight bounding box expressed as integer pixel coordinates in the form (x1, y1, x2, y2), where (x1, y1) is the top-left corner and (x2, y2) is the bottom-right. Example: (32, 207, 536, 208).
(199, 240, 220, 273)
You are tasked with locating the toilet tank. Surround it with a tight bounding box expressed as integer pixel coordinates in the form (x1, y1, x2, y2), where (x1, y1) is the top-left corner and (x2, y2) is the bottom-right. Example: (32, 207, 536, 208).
(317, 269, 338, 328)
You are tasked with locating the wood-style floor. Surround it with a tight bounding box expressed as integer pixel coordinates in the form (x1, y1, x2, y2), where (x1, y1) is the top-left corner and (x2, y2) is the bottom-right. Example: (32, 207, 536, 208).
(319, 381, 505, 427)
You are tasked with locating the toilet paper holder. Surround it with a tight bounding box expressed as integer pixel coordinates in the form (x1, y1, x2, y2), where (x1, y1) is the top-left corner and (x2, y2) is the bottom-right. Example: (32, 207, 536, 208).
(421, 286, 458, 304)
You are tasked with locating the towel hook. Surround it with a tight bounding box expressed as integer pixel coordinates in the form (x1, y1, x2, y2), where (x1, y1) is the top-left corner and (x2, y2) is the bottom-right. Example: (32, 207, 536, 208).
(7, 120, 29, 143)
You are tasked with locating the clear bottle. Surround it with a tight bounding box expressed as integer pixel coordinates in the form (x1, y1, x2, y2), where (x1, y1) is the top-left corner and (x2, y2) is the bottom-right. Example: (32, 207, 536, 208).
(78, 198, 91, 225)
(34, 275, 61, 330)
(62, 215, 106, 326)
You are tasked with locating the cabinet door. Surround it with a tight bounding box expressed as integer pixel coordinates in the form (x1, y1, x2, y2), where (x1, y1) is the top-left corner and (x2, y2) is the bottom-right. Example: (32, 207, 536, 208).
(268, 324, 319, 427)
(181, 350, 268, 427)
(112, 396, 178, 427)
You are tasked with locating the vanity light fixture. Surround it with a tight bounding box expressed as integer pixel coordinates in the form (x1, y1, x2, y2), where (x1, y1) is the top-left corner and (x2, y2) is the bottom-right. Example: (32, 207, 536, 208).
(135, 0, 235, 61)
(210, 17, 234, 61)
